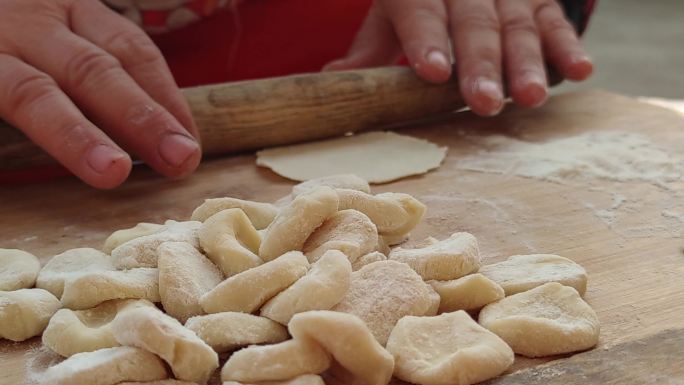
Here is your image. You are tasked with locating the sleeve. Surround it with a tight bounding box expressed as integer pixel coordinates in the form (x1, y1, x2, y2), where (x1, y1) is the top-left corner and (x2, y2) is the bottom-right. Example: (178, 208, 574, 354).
(557, 0, 598, 35)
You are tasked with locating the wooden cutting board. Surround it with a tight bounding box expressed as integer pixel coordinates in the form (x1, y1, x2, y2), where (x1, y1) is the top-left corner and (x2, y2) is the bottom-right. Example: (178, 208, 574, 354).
(2, 90, 684, 384)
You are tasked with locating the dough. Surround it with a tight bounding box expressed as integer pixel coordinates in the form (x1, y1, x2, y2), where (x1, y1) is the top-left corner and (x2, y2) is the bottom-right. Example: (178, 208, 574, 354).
(260, 187, 339, 261)
(389, 232, 480, 281)
(223, 374, 325, 385)
(41, 346, 168, 385)
(61, 268, 160, 310)
(289, 311, 394, 385)
(37, 248, 115, 298)
(302, 209, 378, 263)
(192, 197, 279, 229)
(256, 131, 447, 183)
(261, 251, 351, 324)
(429, 273, 504, 313)
(201, 251, 309, 314)
(478, 254, 588, 296)
(198, 208, 263, 277)
(479, 282, 600, 357)
(102, 223, 166, 254)
(351, 251, 387, 271)
(158, 242, 223, 322)
(185, 312, 288, 353)
(0, 248, 41, 291)
(111, 306, 219, 384)
(119, 381, 196, 385)
(332, 260, 440, 345)
(221, 339, 331, 383)
(292, 174, 371, 198)
(0, 288, 61, 341)
(111, 220, 202, 269)
(386, 311, 514, 385)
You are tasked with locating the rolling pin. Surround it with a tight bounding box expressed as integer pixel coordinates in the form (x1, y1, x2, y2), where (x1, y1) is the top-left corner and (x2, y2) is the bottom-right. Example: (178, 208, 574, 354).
(0, 66, 464, 171)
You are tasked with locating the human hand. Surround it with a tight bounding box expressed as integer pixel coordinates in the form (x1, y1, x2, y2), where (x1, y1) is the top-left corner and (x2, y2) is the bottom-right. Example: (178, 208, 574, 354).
(0, 0, 201, 189)
(324, 0, 593, 116)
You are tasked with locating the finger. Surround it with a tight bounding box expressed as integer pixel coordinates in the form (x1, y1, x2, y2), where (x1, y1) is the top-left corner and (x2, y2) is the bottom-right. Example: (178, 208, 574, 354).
(0, 55, 130, 189)
(447, 0, 504, 116)
(535, 0, 593, 81)
(497, 0, 547, 108)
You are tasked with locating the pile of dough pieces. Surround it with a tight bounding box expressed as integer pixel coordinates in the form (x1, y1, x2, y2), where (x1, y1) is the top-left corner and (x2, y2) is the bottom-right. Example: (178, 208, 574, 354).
(0, 174, 600, 385)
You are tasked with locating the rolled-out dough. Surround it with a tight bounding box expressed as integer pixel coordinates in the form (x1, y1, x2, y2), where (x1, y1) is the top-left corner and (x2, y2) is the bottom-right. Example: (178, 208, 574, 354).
(256, 131, 447, 183)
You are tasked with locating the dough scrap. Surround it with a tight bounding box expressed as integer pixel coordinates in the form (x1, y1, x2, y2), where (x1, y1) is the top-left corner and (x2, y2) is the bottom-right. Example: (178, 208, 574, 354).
(336, 189, 425, 237)
(479, 282, 600, 357)
(102, 223, 166, 254)
(158, 242, 223, 322)
(41, 346, 168, 385)
(332, 260, 440, 345)
(222, 374, 325, 385)
(429, 273, 504, 313)
(185, 312, 288, 353)
(201, 251, 309, 314)
(37, 248, 115, 298)
(0, 248, 41, 291)
(0, 288, 61, 341)
(386, 311, 514, 385)
(261, 251, 351, 324)
(389, 232, 480, 281)
(292, 174, 371, 198)
(351, 251, 387, 271)
(478, 254, 588, 296)
(198, 208, 263, 277)
(256, 131, 447, 183)
(61, 268, 160, 310)
(302, 209, 378, 264)
(111, 306, 218, 384)
(192, 197, 279, 230)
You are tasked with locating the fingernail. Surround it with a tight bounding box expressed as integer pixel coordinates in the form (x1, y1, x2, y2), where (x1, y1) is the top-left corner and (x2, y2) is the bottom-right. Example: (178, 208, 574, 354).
(426, 50, 450, 70)
(87, 145, 126, 174)
(159, 134, 199, 168)
(520, 72, 548, 107)
(475, 78, 504, 115)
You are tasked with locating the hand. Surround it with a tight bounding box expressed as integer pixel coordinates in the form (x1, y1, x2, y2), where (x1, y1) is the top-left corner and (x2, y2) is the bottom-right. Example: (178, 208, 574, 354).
(324, 0, 593, 116)
(0, 0, 201, 189)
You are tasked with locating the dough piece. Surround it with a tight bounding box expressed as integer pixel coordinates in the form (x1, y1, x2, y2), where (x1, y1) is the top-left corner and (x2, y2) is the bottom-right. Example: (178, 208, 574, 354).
(37, 248, 115, 298)
(119, 381, 196, 385)
(389, 233, 481, 281)
(158, 242, 223, 322)
(0, 288, 61, 341)
(201, 251, 309, 314)
(259, 187, 339, 262)
(386, 311, 514, 385)
(261, 251, 351, 324)
(198, 209, 263, 277)
(61, 268, 160, 310)
(0, 248, 41, 291)
(289, 311, 394, 385)
(351, 251, 387, 271)
(429, 274, 504, 313)
(479, 282, 600, 357)
(41, 346, 168, 385)
(221, 339, 331, 383)
(42, 299, 154, 357)
(222, 374, 325, 385)
(292, 174, 371, 198)
(478, 254, 588, 296)
(112, 306, 219, 384)
(332, 260, 440, 345)
(302, 209, 378, 263)
(185, 312, 288, 353)
(191, 197, 279, 229)
(102, 223, 166, 254)
(256, 131, 447, 183)
(111, 220, 202, 269)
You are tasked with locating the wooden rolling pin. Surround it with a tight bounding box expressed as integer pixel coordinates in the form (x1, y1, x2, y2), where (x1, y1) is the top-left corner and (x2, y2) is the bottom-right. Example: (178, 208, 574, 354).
(0, 66, 464, 171)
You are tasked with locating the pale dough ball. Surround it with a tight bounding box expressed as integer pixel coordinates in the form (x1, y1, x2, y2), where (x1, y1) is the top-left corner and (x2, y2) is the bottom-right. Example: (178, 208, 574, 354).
(111, 306, 219, 384)
(302, 209, 378, 263)
(289, 311, 394, 385)
(191, 197, 279, 229)
(201, 251, 309, 314)
(260, 187, 339, 261)
(332, 260, 440, 345)
(389, 232, 481, 281)
(478, 254, 588, 296)
(479, 282, 600, 357)
(429, 273, 504, 313)
(60, 268, 160, 310)
(223, 374, 325, 385)
(185, 312, 288, 353)
(198, 208, 263, 277)
(37, 248, 115, 298)
(0, 288, 61, 341)
(351, 251, 387, 271)
(386, 311, 514, 385)
(41, 346, 168, 385)
(261, 250, 351, 324)
(158, 242, 223, 322)
(102, 222, 166, 254)
(0, 248, 41, 291)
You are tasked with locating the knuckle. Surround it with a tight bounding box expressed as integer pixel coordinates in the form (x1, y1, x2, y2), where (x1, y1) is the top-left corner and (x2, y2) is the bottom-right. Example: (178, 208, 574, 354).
(502, 14, 538, 37)
(64, 48, 121, 89)
(455, 11, 500, 33)
(5, 73, 57, 115)
(105, 30, 163, 68)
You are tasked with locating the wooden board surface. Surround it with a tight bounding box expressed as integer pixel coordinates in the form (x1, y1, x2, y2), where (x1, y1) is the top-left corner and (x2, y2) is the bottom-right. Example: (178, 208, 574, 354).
(2, 90, 684, 384)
